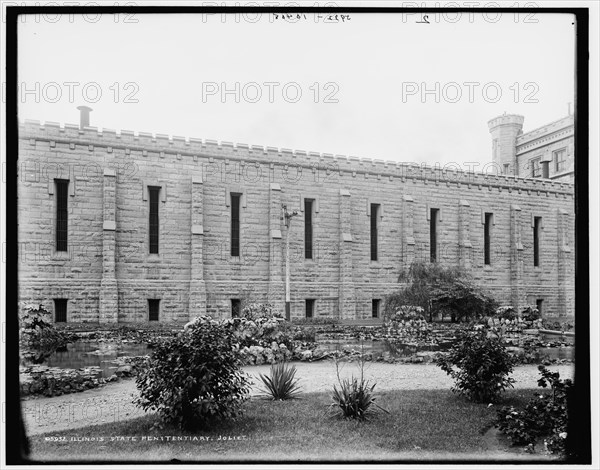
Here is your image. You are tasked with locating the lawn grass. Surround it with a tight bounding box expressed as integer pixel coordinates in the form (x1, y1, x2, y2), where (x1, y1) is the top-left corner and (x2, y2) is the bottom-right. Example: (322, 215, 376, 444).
(28, 388, 547, 463)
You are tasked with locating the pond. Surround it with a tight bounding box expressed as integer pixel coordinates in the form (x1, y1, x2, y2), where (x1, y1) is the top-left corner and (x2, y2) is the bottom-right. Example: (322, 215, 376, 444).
(315, 337, 575, 361)
(22, 341, 151, 378)
(316, 337, 456, 358)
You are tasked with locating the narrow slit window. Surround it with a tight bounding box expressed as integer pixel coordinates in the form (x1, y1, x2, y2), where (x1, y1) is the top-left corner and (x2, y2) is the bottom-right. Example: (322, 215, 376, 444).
(148, 299, 160, 321)
(55, 179, 69, 252)
(305, 299, 315, 319)
(372, 299, 380, 318)
(231, 299, 241, 318)
(231, 193, 241, 257)
(370, 203, 379, 261)
(484, 212, 493, 265)
(305, 199, 313, 259)
(54, 299, 67, 323)
(430, 208, 439, 262)
(149, 187, 160, 254)
(533, 216, 542, 266)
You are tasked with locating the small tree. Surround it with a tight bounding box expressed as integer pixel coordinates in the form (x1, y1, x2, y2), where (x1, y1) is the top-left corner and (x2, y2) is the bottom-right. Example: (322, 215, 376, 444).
(430, 279, 498, 322)
(135, 316, 250, 430)
(386, 262, 497, 322)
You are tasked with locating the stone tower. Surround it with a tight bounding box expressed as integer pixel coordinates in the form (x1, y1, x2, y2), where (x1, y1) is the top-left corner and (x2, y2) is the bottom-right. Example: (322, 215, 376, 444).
(488, 114, 524, 176)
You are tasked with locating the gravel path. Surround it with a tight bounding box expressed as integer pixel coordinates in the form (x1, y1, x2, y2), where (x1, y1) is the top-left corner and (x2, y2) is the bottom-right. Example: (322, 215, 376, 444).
(21, 362, 574, 436)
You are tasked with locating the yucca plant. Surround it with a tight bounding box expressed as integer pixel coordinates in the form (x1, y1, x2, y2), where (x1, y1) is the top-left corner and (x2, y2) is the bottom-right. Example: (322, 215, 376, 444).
(258, 362, 302, 400)
(330, 377, 389, 420)
(329, 346, 389, 421)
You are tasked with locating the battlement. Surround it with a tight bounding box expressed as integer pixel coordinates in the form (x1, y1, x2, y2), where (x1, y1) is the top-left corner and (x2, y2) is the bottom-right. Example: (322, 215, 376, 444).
(487, 113, 525, 130)
(19, 119, 574, 196)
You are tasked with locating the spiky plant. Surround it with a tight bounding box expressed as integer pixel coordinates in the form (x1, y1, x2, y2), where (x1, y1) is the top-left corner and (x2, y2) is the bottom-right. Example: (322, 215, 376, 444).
(330, 377, 389, 420)
(329, 344, 389, 421)
(258, 362, 302, 400)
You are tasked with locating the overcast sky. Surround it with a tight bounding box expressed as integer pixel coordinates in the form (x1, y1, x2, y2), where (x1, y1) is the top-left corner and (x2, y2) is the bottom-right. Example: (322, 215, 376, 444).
(16, 11, 575, 169)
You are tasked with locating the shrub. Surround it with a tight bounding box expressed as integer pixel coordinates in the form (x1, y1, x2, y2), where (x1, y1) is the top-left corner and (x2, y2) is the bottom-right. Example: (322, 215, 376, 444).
(258, 362, 302, 400)
(384, 305, 425, 324)
(385, 317, 432, 343)
(135, 315, 250, 430)
(233, 315, 288, 348)
(521, 305, 540, 322)
(19, 304, 71, 363)
(230, 304, 296, 351)
(435, 328, 516, 403)
(238, 342, 293, 365)
(495, 306, 518, 321)
(495, 366, 572, 455)
(292, 325, 317, 343)
(241, 303, 281, 321)
(187, 304, 313, 366)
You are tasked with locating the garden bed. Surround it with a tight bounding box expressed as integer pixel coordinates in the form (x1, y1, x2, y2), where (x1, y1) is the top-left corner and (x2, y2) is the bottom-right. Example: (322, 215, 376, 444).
(20, 313, 574, 399)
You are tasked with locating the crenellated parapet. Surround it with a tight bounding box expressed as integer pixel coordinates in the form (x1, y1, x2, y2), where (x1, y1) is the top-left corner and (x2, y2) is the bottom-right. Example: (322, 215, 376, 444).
(19, 119, 574, 198)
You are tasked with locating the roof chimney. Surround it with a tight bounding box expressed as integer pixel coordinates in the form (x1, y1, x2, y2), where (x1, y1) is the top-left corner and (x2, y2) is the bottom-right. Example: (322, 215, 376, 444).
(76, 105, 93, 129)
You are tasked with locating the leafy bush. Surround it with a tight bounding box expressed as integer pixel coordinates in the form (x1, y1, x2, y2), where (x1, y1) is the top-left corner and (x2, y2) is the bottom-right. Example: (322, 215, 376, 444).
(187, 304, 318, 365)
(385, 305, 425, 323)
(521, 305, 540, 322)
(228, 304, 296, 351)
(388, 262, 498, 322)
(435, 328, 516, 403)
(385, 317, 432, 342)
(240, 303, 281, 321)
(495, 366, 572, 454)
(238, 342, 293, 365)
(292, 325, 317, 343)
(233, 315, 289, 348)
(495, 306, 518, 321)
(258, 362, 302, 400)
(19, 304, 71, 363)
(235, 303, 308, 364)
(135, 315, 251, 430)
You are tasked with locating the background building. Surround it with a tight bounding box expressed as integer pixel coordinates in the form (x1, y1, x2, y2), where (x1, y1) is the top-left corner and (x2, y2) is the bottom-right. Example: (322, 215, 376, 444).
(18, 111, 575, 323)
(488, 111, 575, 183)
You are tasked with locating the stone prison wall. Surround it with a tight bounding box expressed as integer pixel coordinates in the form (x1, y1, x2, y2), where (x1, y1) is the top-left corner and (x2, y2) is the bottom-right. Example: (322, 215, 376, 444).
(17, 120, 575, 323)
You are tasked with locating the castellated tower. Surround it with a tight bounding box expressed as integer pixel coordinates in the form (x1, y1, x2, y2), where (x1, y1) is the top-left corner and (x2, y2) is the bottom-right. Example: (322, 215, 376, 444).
(488, 114, 524, 176)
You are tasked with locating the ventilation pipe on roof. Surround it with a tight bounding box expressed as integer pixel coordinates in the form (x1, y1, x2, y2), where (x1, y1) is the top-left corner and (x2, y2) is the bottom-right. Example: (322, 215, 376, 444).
(76, 105, 93, 129)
